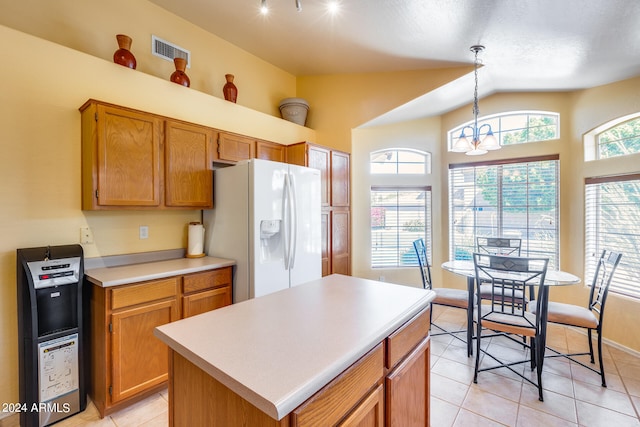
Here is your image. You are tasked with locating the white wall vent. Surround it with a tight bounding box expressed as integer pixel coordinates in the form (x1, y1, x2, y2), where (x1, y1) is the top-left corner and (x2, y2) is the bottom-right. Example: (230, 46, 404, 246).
(151, 35, 191, 68)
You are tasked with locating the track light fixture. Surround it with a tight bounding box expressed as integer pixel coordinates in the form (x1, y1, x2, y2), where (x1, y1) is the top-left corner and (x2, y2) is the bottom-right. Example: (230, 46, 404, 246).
(260, 0, 304, 13)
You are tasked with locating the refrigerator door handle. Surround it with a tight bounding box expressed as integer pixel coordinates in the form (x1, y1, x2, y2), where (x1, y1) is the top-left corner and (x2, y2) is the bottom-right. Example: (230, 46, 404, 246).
(283, 172, 291, 270)
(289, 171, 298, 269)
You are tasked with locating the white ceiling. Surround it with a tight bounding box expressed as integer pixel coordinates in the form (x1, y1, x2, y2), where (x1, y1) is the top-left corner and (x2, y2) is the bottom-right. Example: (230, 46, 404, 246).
(148, 0, 640, 124)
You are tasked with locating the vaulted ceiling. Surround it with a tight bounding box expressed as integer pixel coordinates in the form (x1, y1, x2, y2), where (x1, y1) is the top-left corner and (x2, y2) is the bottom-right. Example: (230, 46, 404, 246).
(148, 0, 640, 123)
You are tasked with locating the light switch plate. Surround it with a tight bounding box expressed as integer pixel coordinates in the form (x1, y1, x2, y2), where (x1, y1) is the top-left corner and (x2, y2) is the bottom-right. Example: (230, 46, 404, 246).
(139, 225, 149, 239)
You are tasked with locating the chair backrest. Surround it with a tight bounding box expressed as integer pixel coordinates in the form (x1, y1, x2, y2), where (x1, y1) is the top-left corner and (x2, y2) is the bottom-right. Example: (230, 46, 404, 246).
(412, 238, 432, 290)
(477, 237, 522, 256)
(473, 253, 548, 325)
(588, 250, 623, 321)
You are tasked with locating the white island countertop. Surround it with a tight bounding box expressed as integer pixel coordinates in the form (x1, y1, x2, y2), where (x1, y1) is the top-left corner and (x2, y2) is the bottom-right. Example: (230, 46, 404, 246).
(154, 274, 435, 420)
(85, 256, 236, 287)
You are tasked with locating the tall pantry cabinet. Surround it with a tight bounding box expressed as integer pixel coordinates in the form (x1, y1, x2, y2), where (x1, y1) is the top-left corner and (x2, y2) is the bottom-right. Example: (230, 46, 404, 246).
(287, 142, 350, 276)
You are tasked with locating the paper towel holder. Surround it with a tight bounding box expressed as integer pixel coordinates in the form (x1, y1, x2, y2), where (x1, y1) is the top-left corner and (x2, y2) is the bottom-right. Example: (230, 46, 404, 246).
(186, 221, 206, 258)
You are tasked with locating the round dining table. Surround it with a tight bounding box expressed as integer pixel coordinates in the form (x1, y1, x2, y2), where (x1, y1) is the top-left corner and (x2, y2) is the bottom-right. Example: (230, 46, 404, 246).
(441, 259, 581, 364)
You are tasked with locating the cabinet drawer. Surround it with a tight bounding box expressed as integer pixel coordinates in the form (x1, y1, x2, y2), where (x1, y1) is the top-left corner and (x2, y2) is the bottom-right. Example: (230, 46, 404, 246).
(292, 343, 384, 427)
(385, 307, 430, 370)
(182, 267, 232, 294)
(111, 277, 178, 310)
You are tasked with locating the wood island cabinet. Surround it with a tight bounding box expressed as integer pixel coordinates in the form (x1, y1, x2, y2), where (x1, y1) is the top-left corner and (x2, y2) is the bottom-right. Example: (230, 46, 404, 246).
(89, 266, 232, 418)
(287, 142, 350, 276)
(80, 100, 214, 210)
(166, 306, 431, 426)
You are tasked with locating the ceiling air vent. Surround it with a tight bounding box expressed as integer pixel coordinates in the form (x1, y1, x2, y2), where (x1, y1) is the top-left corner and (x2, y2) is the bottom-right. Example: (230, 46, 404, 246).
(152, 35, 191, 68)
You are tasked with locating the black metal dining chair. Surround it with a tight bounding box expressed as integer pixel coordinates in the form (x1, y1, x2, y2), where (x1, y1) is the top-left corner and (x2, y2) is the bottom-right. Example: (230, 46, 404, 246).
(529, 249, 622, 387)
(413, 238, 473, 356)
(477, 237, 531, 308)
(472, 253, 549, 401)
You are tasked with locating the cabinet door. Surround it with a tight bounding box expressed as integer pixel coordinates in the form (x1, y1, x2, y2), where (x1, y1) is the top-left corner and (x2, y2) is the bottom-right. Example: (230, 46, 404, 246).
(218, 132, 255, 162)
(256, 139, 286, 162)
(385, 337, 430, 427)
(331, 208, 350, 275)
(331, 150, 350, 207)
(308, 145, 331, 207)
(165, 120, 214, 208)
(182, 286, 232, 318)
(95, 104, 162, 207)
(111, 298, 179, 402)
(338, 384, 384, 427)
(321, 209, 331, 276)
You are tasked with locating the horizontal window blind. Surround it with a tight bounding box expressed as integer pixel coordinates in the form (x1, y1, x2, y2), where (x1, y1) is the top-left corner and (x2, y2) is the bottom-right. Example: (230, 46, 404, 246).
(585, 175, 640, 298)
(449, 157, 559, 268)
(371, 187, 431, 268)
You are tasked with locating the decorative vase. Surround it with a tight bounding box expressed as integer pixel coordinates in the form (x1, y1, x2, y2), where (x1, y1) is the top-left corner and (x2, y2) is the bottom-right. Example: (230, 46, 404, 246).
(223, 74, 238, 103)
(170, 57, 190, 87)
(113, 34, 136, 69)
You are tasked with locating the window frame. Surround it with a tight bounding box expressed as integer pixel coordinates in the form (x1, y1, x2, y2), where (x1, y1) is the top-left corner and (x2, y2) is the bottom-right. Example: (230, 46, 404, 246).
(585, 174, 640, 299)
(448, 110, 560, 152)
(449, 155, 560, 268)
(369, 148, 431, 175)
(370, 185, 432, 268)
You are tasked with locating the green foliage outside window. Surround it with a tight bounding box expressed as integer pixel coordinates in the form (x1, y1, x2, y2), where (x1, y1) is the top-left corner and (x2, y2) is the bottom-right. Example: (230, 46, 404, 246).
(597, 117, 640, 159)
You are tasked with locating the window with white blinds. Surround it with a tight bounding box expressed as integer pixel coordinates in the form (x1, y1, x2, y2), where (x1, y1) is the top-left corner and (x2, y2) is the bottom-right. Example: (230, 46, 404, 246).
(371, 186, 431, 268)
(585, 175, 640, 298)
(449, 155, 559, 269)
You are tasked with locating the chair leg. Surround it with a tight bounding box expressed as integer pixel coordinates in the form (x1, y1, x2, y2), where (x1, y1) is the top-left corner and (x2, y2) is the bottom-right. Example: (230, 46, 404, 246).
(535, 337, 544, 401)
(588, 329, 595, 364)
(473, 320, 482, 384)
(596, 329, 607, 387)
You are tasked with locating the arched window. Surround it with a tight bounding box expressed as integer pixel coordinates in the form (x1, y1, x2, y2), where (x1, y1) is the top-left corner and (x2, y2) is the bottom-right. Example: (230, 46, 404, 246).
(370, 149, 431, 174)
(448, 111, 560, 151)
(595, 115, 640, 159)
(369, 148, 432, 268)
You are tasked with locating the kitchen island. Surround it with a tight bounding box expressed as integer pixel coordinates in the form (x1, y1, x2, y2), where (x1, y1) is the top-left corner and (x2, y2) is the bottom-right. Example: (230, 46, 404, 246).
(154, 274, 435, 426)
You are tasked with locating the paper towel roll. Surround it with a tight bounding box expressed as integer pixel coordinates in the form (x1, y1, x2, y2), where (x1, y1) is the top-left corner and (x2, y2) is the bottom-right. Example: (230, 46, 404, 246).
(187, 222, 204, 256)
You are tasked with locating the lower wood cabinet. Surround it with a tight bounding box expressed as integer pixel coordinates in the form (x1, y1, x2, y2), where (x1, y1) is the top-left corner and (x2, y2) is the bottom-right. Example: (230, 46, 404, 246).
(167, 307, 430, 426)
(90, 266, 232, 418)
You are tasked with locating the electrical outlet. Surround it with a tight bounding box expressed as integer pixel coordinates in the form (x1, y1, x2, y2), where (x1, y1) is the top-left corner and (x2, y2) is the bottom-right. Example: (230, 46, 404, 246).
(139, 225, 149, 239)
(80, 227, 93, 244)
(379, 275, 385, 282)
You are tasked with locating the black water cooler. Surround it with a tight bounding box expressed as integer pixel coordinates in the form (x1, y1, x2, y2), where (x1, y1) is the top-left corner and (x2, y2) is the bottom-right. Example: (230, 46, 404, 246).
(17, 245, 87, 427)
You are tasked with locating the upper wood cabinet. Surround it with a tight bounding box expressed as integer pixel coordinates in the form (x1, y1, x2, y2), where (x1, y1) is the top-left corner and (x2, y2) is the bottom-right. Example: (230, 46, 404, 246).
(81, 102, 162, 208)
(80, 100, 214, 210)
(216, 132, 255, 163)
(256, 139, 286, 162)
(165, 120, 214, 208)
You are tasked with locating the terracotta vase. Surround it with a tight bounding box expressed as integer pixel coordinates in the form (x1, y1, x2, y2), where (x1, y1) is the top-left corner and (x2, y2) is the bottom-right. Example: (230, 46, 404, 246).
(113, 34, 137, 69)
(170, 57, 190, 87)
(223, 74, 238, 103)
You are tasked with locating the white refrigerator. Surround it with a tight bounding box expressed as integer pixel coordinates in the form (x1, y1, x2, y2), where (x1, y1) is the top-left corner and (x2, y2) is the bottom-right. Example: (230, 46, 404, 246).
(204, 159, 322, 302)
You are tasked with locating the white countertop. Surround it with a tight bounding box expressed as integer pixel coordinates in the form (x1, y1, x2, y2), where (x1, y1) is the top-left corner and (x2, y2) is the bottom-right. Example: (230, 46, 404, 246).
(85, 256, 236, 287)
(154, 274, 435, 420)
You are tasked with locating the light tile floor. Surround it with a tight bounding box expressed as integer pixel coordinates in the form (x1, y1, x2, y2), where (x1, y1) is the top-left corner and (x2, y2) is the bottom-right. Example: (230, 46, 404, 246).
(57, 306, 640, 426)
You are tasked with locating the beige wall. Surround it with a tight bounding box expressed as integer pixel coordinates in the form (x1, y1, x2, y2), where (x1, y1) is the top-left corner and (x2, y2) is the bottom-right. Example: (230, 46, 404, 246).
(2, 0, 640, 417)
(350, 81, 640, 354)
(0, 15, 314, 413)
